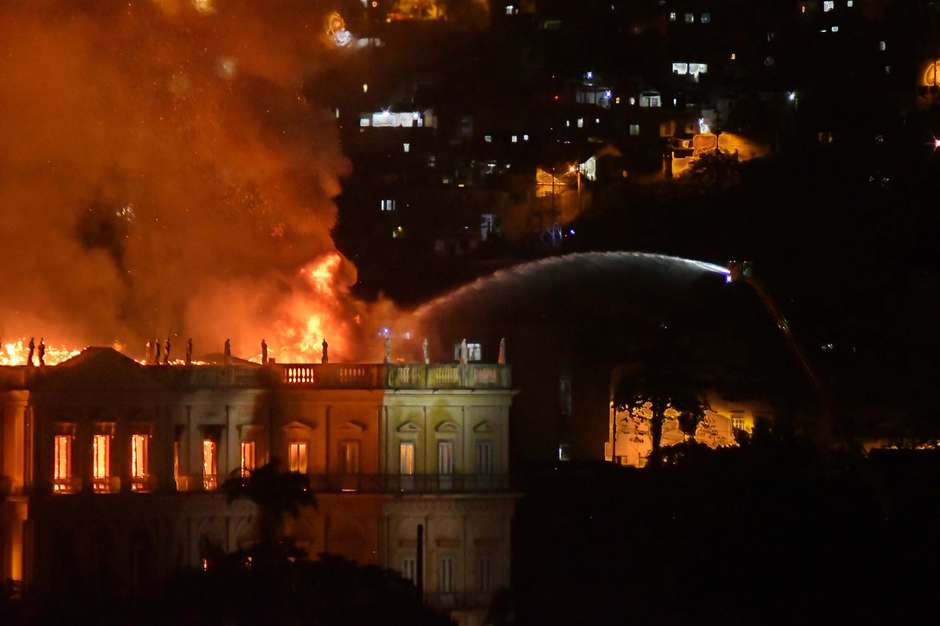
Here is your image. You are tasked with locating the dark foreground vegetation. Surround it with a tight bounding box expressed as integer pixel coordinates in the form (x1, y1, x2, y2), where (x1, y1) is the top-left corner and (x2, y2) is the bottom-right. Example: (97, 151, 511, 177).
(510, 423, 940, 626)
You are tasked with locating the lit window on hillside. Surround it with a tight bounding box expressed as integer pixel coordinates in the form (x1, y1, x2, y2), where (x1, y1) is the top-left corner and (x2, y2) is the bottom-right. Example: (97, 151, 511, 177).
(403, 142, 410, 153)
(879, 41, 886, 51)
(669, 11, 676, 21)
(684, 13, 694, 23)
(700, 13, 711, 24)
(629, 124, 640, 136)
(380, 199, 396, 212)
(511, 135, 518, 143)
(823, 0, 834, 11)
(831, 25, 839, 32)
(672, 62, 689, 75)
(484, 134, 492, 143)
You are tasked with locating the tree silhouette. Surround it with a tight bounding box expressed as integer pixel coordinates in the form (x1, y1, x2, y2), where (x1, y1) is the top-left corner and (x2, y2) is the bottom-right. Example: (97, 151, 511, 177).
(221, 460, 316, 555)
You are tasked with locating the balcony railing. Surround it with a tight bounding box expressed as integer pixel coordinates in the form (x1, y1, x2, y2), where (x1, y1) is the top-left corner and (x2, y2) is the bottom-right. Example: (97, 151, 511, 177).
(306, 474, 512, 494)
(280, 363, 511, 390)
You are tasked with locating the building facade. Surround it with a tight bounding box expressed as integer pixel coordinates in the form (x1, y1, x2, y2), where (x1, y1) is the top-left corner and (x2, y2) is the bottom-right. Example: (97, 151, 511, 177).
(0, 348, 516, 626)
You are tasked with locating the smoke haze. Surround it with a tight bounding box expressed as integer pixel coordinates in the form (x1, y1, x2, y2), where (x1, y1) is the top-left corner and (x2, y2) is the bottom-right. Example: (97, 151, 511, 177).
(0, 0, 364, 359)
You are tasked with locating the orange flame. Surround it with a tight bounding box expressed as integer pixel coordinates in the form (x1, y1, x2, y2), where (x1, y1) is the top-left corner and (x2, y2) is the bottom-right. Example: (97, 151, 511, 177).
(0, 339, 81, 366)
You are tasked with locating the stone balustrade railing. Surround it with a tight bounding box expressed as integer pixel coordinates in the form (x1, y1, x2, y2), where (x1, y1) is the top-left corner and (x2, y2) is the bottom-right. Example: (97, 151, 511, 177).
(280, 363, 511, 390)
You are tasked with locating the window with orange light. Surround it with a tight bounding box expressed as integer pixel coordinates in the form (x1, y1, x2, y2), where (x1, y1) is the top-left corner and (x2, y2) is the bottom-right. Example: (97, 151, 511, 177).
(130, 434, 149, 491)
(289, 441, 308, 474)
(240, 441, 256, 477)
(173, 439, 182, 490)
(53, 434, 72, 493)
(92, 433, 111, 492)
(203, 438, 218, 490)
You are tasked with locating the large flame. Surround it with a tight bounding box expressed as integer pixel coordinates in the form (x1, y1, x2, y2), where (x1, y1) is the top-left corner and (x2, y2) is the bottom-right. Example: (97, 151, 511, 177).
(0, 340, 82, 367)
(264, 252, 357, 364)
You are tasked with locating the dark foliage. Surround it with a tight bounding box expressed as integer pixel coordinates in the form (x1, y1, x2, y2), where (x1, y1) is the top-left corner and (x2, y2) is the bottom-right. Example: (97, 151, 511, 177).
(511, 425, 940, 626)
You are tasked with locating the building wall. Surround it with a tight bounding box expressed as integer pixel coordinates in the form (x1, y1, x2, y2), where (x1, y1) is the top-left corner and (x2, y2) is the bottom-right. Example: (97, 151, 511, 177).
(0, 357, 518, 624)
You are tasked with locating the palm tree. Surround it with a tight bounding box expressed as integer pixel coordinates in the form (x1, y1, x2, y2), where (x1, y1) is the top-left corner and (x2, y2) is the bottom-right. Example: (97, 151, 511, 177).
(222, 460, 316, 554)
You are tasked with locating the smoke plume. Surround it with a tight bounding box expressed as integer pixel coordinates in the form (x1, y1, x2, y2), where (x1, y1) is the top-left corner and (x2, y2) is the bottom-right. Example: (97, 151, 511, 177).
(0, 0, 365, 360)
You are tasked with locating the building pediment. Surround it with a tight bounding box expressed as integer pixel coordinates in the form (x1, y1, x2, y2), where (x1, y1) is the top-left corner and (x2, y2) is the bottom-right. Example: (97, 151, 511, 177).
(435, 420, 460, 433)
(473, 420, 494, 433)
(338, 420, 365, 433)
(396, 421, 421, 433)
(32, 347, 165, 392)
(283, 420, 315, 431)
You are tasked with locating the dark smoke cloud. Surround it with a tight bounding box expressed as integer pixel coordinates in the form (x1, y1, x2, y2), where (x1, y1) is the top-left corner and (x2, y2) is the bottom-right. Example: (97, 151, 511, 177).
(0, 0, 356, 356)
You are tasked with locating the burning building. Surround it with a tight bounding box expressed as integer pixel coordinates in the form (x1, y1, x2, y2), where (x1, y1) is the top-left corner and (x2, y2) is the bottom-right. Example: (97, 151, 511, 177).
(0, 346, 516, 626)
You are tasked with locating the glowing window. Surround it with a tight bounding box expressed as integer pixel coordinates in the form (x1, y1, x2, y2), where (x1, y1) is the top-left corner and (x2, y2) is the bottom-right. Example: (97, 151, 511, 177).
(475, 441, 494, 474)
(92, 434, 111, 492)
(240, 441, 256, 477)
(173, 439, 181, 490)
(289, 442, 308, 474)
(730, 52, 737, 60)
(484, 134, 492, 143)
(359, 117, 370, 127)
(639, 92, 661, 108)
(523, 134, 529, 141)
(362, 83, 368, 93)
(823, 0, 834, 11)
(847, 0, 853, 6)
(689, 63, 709, 81)
(511, 135, 518, 143)
(672, 63, 689, 75)
(403, 142, 410, 153)
(340, 441, 360, 474)
(700, 12, 711, 24)
(400, 441, 415, 475)
(131, 434, 149, 491)
(684, 13, 694, 23)
(669, 11, 676, 21)
(438, 440, 454, 475)
(831, 25, 839, 32)
(202, 439, 217, 491)
(577, 118, 584, 128)
(380, 199, 396, 212)
(879, 41, 886, 51)
(629, 124, 640, 136)
(53, 434, 72, 493)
